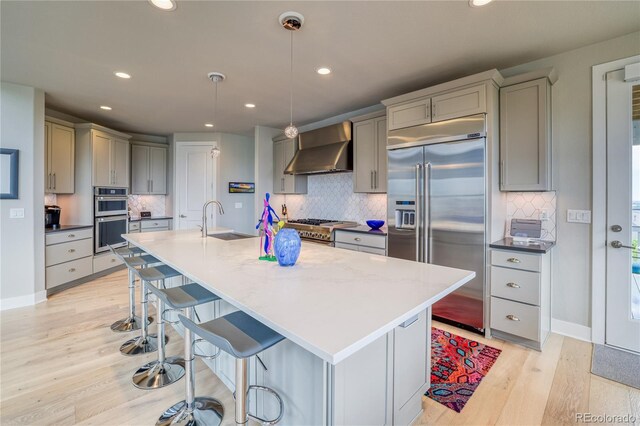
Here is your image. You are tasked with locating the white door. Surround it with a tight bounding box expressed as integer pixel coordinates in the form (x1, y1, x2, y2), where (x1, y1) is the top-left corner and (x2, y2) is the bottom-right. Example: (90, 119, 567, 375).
(606, 67, 640, 353)
(175, 143, 216, 230)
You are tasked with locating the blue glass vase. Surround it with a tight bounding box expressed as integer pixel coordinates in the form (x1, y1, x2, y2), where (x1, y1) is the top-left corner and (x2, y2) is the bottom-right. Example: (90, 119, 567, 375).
(274, 229, 301, 267)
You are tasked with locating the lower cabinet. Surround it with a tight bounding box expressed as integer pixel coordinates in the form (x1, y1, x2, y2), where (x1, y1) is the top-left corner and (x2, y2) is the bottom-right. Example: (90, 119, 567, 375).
(334, 229, 387, 256)
(128, 219, 172, 233)
(45, 228, 93, 289)
(93, 252, 123, 273)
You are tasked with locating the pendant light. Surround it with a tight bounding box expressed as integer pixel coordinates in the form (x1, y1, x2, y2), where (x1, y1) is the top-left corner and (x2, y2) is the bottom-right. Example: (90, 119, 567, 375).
(279, 12, 304, 139)
(207, 71, 225, 158)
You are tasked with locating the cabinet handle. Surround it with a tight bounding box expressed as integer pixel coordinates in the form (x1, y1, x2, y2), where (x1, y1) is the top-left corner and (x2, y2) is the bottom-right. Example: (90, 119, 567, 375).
(506, 282, 520, 288)
(354, 237, 362, 242)
(53, 173, 56, 189)
(68, 234, 75, 238)
(370, 171, 374, 189)
(68, 268, 76, 273)
(506, 257, 520, 263)
(500, 161, 504, 187)
(47, 173, 51, 190)
(374, 170, 378, 189)
(111, 258, 116, 263)
(154, 223, 158, 226)
(68, 248, 75, 253)
(400, 314, 419, 328)
(281, 177, 284, 192)
(151, 180, 153, 192)
(506, 314, 520, 321)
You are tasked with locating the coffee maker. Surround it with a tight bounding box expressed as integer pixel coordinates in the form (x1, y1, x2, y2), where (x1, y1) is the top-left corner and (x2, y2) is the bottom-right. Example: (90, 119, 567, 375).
(45, 205, 61, 228)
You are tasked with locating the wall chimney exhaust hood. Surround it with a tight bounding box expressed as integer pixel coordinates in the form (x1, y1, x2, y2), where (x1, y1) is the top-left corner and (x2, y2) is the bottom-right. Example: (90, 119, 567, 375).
(284, 121, 352, 175)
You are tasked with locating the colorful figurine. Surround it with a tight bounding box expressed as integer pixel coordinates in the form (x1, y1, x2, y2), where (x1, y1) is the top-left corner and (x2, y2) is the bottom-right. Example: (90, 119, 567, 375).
(256, 193, 280, 261)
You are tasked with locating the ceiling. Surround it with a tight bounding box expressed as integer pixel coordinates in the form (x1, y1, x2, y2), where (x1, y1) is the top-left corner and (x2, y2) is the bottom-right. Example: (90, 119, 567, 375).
(2, 1, 639, 137)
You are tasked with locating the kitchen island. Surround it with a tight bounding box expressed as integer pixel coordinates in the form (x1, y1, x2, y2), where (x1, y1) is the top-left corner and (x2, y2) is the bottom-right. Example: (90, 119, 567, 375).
(124, 229, 474, 425)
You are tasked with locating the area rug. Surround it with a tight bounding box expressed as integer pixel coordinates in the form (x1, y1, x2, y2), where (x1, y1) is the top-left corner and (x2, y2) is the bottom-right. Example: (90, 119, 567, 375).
(425, 328, 501, 412)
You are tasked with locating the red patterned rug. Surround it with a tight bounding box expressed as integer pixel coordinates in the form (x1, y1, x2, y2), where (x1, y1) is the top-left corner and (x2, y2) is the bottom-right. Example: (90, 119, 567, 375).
(425, 327, 502, 413)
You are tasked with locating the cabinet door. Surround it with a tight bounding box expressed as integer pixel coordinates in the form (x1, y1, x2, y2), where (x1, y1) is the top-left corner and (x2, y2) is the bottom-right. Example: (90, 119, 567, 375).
(149, 146, 167, 194)
(353, 120, 376, 192)
(388, 98, 431, 131)
(92, 131, 113, 186)
(130, 144, 150, 194)
(45, 122, 52, 191)
(273, 141, 285, 194)
(282, 138, 297, 193)
(49, 124, 75, 193)
(431, 84, 486, 122)
(500, 78, 551, 191)
(112, 138, 130, 187)
(375, 117, 388, 193)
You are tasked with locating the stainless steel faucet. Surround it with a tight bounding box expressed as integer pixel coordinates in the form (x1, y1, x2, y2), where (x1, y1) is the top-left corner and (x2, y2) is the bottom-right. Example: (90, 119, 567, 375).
(202, 200, 225, 237)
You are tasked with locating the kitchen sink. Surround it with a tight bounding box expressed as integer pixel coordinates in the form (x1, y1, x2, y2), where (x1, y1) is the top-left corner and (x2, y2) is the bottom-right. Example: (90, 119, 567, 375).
(208, 232, 254, 241)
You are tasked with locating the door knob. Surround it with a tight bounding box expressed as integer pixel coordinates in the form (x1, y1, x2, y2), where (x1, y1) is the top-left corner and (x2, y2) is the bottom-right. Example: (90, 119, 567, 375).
(180, 214, 187, 218)
(611, 240, 634, 249)
(611, 224, 622, 232)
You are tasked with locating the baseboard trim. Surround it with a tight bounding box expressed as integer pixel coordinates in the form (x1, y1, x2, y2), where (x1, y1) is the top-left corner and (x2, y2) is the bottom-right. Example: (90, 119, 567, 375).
(551, 318, 592, 342)
(1, 290, 48, 311)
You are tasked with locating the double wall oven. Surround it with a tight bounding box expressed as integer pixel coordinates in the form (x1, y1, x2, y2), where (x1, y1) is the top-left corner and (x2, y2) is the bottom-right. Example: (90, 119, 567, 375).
(94, 187, 128, 253)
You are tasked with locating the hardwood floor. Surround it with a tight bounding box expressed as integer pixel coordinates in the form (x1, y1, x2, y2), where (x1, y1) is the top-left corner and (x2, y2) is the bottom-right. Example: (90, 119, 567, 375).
(1, 269, 638, 425)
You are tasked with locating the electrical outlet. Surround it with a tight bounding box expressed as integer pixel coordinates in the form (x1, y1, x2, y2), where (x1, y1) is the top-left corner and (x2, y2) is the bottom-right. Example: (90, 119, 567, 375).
(235, 202, 242, 209)
(567, 209, 591, 224)
(539, 209, 550, 221)
(9, 208, 24, 218)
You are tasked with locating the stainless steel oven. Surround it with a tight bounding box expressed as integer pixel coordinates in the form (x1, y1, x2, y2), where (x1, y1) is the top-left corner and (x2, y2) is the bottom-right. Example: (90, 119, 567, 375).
(95, 215, 128, 253)
(95, 187, 128, 217)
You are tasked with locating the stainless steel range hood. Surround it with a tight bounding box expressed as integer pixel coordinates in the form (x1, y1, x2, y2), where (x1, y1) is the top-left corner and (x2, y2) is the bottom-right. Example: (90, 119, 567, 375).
(284, 121, 352, 175)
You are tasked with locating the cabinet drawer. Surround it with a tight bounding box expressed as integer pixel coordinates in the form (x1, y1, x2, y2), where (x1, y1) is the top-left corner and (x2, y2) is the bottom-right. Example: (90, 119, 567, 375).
(334, 241, 386, 257)
(388, 98, 431, 130)
(491, 266, 540, 306)
(46, 256, 93, 289)
(45, 228, 93, 245)
(141, 219, 170, 230)
(491, 297, 540, 341)
(46, 238, 93, 267)
(129, 221, 141, 231)
(431, 84, 486, 122)
(491, 250, 540, 272)
(93, 253, 123, 273)
(334, 231, 386, 249)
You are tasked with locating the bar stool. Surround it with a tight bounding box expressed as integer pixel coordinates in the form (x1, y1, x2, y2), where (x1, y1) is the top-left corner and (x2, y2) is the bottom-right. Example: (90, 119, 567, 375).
(154, 285, 224, 425)
(174, 311, 285, 426)
(109, 245, 149, 333)
(120, 263, 180, 356)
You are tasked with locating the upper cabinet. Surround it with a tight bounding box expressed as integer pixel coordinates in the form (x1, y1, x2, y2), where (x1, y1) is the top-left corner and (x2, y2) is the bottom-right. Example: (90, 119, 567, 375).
(75, 123, 131, 188)
(273, 136, 307, 194)
(353, 113, 387, 193)
(45, 119, 75, 194)
(131, 142, 167, 195)
(387, 84, 487, 131)
(500, 76, 552, 191)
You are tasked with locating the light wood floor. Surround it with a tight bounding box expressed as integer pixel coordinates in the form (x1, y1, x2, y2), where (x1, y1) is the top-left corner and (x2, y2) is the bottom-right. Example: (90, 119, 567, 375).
(1, 269, 638, 426)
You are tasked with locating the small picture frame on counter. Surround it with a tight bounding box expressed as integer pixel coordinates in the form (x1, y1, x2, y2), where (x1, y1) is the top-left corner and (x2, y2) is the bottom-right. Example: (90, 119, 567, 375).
(229, 182, 255, 193)
(0, 148, 19, 199)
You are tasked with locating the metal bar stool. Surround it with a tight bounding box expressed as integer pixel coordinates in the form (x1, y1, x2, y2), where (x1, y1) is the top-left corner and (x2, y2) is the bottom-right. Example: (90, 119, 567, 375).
(119, 263, 177, 356)
(176, 311, 285, 426)
(155, 284, 224, 425)
(109, 244, 149, 332)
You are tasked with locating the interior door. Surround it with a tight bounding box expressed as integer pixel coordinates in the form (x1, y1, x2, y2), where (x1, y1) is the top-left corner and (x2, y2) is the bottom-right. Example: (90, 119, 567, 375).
(606, 68, 640, 353)
(175, 143, 216, 230)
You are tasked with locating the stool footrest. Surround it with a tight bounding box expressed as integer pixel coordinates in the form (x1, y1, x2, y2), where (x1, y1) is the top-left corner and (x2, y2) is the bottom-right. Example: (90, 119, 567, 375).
(193, 338, 221, 360)
(234, 385, 284, 425)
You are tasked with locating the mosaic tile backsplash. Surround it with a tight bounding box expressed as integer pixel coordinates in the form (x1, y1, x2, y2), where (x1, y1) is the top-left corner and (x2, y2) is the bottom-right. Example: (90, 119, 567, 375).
(128, 195, 167, 217)
(506, 191, 557, 241)
(283, 173, 387, 225)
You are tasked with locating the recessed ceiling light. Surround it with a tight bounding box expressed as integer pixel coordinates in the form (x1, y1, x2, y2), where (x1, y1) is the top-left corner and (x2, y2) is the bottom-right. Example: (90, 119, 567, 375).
(114, 72, 131, 79)
(469, 0, 493, 7)
(245, 103, 256, 108)
(316, 67, 331, 75)
(100, 105, 112, 110)
(149, 0, 176, 11)
(205, 123, 214, 128)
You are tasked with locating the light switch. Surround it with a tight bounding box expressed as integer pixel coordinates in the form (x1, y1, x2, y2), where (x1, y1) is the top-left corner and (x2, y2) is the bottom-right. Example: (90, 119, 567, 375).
(567, 209, 591, 224)
(9, 208, 24, 218)
(235, 202, 242, 209)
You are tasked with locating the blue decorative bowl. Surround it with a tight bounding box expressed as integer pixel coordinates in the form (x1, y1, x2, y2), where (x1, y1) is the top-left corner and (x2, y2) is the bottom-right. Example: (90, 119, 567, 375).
(274, 228, 302, 267)
(366, 220, 385, 230)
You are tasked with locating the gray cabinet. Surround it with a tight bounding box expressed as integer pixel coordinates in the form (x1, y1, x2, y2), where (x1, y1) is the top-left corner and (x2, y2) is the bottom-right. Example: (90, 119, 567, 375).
(353, 115, 387, 193)
(334, 229, 387, 256)
(45, 120, 75, 194)
(388, 98, 431, 131)
(45, 228, 93, 289)
(90, 128, 131, 187)
(273, 136, 307, 194)
(499, 77, 552, 191)
(131, 143, 167, 194)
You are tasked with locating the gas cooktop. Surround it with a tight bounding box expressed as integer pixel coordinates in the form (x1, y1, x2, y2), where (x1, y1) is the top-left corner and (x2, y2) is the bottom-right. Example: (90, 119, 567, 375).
(284, 219, 358, 243)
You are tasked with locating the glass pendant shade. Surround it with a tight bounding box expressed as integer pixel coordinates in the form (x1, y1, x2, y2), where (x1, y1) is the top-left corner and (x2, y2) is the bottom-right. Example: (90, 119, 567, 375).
(211, 146, 221, 158)
(284, 124, 299, 139)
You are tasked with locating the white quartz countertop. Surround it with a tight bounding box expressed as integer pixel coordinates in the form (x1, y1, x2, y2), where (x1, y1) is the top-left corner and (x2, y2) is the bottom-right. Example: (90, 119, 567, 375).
(124, 229, 475, 364)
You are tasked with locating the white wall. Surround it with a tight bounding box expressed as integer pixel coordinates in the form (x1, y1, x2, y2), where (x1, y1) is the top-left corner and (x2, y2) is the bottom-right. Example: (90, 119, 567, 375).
(500, 31, 640, 328)
(172, 132, 255, 234)
(0, 82, 46, 309)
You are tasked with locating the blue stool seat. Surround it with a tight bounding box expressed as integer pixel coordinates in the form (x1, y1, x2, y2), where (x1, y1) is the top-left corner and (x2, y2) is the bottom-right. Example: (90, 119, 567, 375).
(123, 254, 160, 268)
(138, 264, 182, 281)
(148, 283, 220, 309)
(179, 311, 284, 359)
(115, 245, 146, 257)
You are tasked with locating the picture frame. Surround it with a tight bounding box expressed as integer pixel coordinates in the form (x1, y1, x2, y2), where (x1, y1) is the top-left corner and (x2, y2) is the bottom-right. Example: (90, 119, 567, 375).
(0, 148, 19, 199)
(229, 182, 255, 193)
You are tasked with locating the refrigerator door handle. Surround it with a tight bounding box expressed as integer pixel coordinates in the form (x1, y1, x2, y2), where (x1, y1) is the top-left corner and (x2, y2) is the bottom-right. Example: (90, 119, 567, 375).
(415, 164, 423, 262)
(424, 162, 432, 264)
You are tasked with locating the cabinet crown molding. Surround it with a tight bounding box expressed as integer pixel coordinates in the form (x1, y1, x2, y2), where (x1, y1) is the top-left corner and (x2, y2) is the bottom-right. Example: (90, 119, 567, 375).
(502, 67, 558, 87)
(75, 123, 132, 139)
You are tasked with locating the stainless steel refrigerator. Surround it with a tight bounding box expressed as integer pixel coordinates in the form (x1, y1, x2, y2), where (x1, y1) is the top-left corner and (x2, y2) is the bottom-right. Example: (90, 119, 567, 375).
(387, 114, 486, 332)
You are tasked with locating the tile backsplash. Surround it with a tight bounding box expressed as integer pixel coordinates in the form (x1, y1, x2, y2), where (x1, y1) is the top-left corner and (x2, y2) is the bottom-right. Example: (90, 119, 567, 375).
(283, 173, 387, 224)
(128, 195, 167, 217)
(44, 193, 57, 205)
(506, 191, 556, 241)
